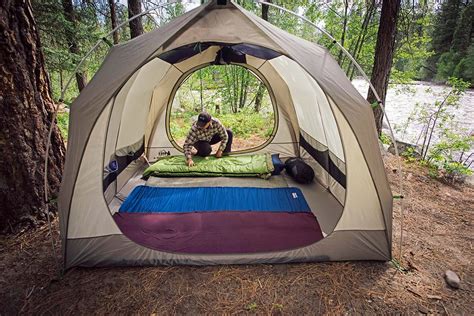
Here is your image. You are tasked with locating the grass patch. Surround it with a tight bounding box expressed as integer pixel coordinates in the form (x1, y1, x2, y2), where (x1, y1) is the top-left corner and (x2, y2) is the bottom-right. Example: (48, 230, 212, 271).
(57, 111, 69, 140)
(169, 110, 275, 145)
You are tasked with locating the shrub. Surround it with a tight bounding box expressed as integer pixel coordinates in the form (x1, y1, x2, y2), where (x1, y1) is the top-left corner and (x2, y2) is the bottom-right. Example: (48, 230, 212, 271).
(379, 132, 392, 145)
(168, 109, 275, 149)
(427, 133, 473, 183)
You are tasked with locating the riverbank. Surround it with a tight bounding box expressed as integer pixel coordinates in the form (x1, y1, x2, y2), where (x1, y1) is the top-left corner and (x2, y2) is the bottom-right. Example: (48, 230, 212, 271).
(0, 154, 472, 314)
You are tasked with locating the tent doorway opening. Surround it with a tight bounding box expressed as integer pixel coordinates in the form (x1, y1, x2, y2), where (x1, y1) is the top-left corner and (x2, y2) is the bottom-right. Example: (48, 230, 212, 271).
(168, 64, 277, 153)
(102, 42, 345, 256)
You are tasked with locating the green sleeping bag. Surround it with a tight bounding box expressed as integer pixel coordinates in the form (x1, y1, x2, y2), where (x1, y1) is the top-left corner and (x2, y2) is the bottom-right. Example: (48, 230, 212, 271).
(143, 154, 274, 179)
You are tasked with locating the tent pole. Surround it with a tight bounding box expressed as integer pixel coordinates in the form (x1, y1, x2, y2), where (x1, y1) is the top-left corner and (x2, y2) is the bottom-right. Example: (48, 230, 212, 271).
(255, 0, 405, 265)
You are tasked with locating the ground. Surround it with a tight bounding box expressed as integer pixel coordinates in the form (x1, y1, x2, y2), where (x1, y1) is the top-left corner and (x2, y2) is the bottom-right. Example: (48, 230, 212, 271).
(0, 154, 472, 314)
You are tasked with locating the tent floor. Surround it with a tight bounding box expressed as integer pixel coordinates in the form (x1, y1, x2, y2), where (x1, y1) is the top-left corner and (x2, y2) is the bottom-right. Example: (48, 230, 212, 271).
(109, 161, 344, 236)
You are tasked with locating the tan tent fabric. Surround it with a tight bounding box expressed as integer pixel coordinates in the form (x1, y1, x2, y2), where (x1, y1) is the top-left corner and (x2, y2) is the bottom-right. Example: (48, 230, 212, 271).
(59, 3, 211, 237)
(59, 0, 392, 269)
(236, 3, 392, 238)
(66, 230, 390, 268)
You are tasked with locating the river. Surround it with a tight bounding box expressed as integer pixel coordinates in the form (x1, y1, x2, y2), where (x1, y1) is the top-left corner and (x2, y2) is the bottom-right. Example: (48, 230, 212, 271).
(352, 79, 473, 161)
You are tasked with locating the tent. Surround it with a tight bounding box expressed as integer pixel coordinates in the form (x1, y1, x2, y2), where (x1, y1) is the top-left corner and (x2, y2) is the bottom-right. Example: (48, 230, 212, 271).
(59, 0, 393, 269)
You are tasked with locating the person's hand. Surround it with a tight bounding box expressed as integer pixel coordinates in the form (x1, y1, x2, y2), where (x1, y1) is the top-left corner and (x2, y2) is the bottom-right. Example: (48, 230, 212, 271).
(187, 159, 195, 167)
(215, 150, 223, 158)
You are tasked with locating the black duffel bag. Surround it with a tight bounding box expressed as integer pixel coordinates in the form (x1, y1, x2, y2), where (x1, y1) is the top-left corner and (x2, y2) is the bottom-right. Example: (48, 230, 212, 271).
(285, 157, 315, 184)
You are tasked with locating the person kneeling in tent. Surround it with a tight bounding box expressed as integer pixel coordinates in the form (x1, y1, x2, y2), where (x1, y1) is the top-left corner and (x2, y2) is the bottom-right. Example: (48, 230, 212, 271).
(183, 111, 233, 167)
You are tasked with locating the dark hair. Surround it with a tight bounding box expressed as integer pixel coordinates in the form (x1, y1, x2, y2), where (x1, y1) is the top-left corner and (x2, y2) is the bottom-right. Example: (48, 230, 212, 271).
(196, 112, 211, 127)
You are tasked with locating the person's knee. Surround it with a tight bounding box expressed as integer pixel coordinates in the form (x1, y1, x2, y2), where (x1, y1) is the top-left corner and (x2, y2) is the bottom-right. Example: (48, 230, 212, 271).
(194, 141, 212, 156)
(226, 129, 233, 143)
(224, 129, 233, 153)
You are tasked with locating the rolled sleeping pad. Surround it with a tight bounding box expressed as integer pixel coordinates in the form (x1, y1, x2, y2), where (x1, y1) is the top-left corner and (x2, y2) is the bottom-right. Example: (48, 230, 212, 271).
(285, 157, 315, 184)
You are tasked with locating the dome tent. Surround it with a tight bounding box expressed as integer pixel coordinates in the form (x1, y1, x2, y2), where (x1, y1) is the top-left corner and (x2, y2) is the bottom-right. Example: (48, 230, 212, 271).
(59, 0, 392, 269)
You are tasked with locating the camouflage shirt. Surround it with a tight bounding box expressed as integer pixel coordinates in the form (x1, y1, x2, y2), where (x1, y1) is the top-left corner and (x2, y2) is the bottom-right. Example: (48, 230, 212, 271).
(183, 118, 228, 159)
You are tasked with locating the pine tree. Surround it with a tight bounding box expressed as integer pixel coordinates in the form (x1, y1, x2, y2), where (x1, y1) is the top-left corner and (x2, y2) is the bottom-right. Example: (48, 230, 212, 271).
(451, 2, 473, 54)
(431, 0, 462, 57)
(431, 1, 473, 82)
(367, 0, 402, 135)
(128, 0, 144, 38)
(109, 0, 120, 44)
(427, 0, 463, 80)
(62, 0, 87, 91)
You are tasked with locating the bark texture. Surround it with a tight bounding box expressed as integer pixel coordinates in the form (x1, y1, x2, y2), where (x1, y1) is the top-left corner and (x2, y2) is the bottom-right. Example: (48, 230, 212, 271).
(62, 0, 87, 91)
(108, 0, 119, 44)
(0, 0, 65, 231)
(367, 0, 401, 135)
(261, 0, 271, 21)
(255, 0, 271, 113)
(128, 0, 144, 39)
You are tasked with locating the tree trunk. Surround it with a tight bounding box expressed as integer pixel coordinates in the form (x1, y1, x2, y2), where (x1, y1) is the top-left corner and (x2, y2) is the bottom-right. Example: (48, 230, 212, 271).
(108, 0, 119, 44)
(367, 0, 401, 135)
(346, 0, 375, 79)
(337, 0, 349, 64)
(128, 0, 144, 39)
(0, 0, 65, 232)
(262, 0, 271, 21)
(254, 83, 265, 112)
(62, 0, 87, 91)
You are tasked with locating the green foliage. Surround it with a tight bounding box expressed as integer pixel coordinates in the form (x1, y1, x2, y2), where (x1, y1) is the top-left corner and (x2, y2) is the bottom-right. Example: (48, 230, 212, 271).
(170, 110, 274, 142)
(56, 111, 69, 140)
(428, 1, 474, 84)
(237, 0, 381, 78)
(431, 0, 462, 56)
(245, 302, 258, 312)
(379, 132, 392, 145)
(33, 0, 116, 103)
(401, 147, 419, 163)
(393, 4, 434, 82)
(314, 0, 379, 77)
(436, 51, 461, 81)
(453, 43, 474, 85)
(272, 303, 284, 311)
(219, 110, 275, 138)
(170, 65, 275, 148)
(427, 132, 473, 182)
(174, 64, 273, 114)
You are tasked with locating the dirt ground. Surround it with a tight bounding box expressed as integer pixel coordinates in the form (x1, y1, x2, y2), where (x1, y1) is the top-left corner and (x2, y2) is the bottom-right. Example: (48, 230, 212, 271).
(1, 154, 472, 315)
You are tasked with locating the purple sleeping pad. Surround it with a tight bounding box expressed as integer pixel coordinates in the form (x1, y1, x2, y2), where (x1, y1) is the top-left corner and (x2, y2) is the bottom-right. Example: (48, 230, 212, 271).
(113, 212, 324, 254)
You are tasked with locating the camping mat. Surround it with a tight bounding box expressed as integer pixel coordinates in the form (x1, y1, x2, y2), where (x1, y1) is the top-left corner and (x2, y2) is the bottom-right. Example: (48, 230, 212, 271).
(113, 211, 323, 254)
(119, 186, 311, 213)
(143, 154, 274, 178)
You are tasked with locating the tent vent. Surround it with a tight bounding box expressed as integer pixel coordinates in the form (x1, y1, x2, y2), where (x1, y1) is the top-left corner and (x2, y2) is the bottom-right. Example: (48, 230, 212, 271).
(217, 0, 228, 5)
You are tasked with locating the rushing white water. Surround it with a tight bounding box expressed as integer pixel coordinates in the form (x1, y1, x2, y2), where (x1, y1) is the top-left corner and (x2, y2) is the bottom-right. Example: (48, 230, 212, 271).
(352, 79, 473, 151)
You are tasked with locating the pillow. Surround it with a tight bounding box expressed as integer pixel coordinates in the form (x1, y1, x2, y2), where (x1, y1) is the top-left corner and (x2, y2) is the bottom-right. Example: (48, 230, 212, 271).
(271, 154, 285, 175)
